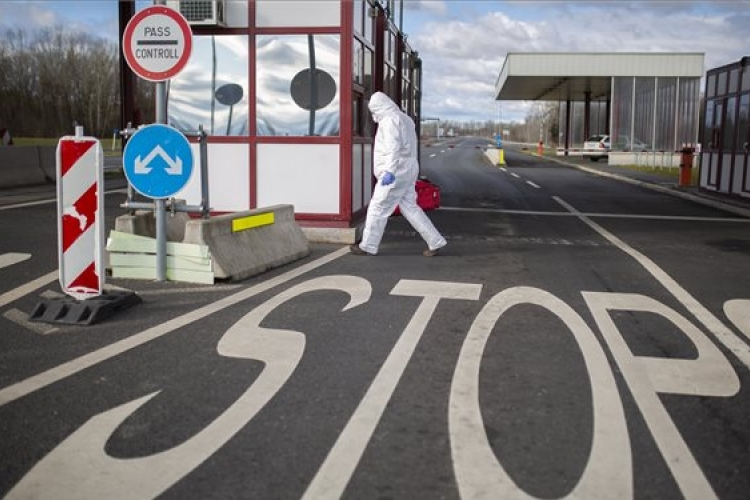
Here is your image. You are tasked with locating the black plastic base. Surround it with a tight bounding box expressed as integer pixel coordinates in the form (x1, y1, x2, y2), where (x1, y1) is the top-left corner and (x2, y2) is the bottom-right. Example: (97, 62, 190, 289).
(29, 291, 142, 326)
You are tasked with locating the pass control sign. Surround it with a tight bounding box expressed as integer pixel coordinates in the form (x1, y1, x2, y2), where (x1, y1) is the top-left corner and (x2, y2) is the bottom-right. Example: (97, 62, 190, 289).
(123, 6, 193, 82)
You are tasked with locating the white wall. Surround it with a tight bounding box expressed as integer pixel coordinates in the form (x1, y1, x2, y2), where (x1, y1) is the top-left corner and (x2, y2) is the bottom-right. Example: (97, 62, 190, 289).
(257, 143, 340, 214)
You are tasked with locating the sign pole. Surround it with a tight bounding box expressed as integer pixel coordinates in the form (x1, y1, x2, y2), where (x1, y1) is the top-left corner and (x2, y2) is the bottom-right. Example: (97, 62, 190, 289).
(122, 1, 192, 282)
(153, 0, 168, 281)
(155, 82, 167, 280)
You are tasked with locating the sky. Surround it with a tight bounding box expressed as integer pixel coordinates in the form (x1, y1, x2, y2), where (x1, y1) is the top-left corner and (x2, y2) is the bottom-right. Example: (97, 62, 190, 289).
(1, 0, 749, 124)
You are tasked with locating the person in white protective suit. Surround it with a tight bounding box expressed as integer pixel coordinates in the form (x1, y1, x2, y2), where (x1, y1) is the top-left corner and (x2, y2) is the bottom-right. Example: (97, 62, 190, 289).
(350, 92, 447, 256)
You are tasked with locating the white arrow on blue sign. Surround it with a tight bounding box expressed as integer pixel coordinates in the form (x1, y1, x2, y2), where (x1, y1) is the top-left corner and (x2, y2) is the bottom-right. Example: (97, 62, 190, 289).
(123, 124, 194, 199)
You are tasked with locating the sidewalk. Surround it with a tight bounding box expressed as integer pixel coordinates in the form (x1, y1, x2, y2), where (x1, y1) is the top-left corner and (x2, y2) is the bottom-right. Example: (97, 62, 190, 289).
(545, 153, 750, 219)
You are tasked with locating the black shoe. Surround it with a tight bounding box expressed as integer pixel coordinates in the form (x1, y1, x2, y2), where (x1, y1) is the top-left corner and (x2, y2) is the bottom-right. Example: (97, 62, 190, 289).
(350, 244, 371, 256)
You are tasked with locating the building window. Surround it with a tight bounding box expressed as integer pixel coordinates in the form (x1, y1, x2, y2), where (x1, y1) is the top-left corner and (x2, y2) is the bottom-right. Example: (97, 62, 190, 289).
(168, 35, 249, 136)
(256, 34, 340, 136)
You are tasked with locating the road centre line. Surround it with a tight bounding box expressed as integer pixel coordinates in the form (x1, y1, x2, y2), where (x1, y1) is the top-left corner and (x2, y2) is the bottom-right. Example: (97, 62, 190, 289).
(0, 246, 350, 407)
(526, 180, 541, 189)
(439, 205, 750, 223)
(553, 195, 750, 370)
(510, 172, 520, 179)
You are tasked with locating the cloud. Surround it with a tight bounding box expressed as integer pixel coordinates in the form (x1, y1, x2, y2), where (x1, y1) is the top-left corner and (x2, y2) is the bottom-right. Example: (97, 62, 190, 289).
(410, 1, 750, 123)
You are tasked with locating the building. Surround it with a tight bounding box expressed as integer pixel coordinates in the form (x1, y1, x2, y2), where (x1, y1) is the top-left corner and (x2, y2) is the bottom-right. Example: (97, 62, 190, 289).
(119, 0, 421, 243)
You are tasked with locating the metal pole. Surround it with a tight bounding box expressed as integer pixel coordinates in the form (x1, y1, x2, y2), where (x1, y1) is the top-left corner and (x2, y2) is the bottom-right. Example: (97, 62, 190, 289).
(155, 79, 167, 281)
(199, 125, 210, 219)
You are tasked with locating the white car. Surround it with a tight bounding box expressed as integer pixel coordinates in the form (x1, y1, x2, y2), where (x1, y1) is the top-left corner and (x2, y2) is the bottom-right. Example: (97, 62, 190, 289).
(583, 134, 650, 161)
(583, 134, 610, 162)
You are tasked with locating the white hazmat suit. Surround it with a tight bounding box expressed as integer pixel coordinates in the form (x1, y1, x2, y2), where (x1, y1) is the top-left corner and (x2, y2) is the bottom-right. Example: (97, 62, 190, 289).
(355, 92, 447, 255)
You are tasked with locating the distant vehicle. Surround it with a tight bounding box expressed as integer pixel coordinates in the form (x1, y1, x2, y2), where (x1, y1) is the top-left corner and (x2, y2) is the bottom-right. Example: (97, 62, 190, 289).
(583, 134, 610, 162)
(613, 135, 649, 152)
(583, 134, 650, 161)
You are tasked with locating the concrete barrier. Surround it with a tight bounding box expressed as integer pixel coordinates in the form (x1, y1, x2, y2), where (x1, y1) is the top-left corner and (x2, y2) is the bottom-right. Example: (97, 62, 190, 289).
(0, 146, 51, 187)
(183, 204, 310, 280)
(113, 204, 310, 282)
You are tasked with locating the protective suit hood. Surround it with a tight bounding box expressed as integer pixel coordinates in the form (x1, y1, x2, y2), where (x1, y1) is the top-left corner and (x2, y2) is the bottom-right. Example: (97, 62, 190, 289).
(369, 91, 399, 123)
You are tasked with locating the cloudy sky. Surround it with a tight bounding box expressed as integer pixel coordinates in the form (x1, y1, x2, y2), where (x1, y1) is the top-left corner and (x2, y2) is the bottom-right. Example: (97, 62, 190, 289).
(1, 1, 749, 123)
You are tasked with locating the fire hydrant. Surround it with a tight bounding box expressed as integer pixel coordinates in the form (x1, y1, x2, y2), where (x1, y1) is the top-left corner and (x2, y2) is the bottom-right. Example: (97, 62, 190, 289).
(537, 141, 544, 156)
(679, 147, 694, 187)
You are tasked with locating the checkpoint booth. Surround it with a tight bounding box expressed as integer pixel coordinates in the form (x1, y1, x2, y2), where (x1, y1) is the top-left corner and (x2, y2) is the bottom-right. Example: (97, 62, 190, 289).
(701, 56, 750, 200)
(119, 0, 422, 243)
(494, 52, 703, 167)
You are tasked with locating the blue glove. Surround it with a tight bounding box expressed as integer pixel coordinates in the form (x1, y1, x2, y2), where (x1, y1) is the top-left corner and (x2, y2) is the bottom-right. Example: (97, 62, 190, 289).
(381, 172, 395, 186)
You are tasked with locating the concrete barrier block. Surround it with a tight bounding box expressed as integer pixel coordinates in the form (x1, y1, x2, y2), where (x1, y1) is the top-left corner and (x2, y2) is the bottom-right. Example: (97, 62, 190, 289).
(183, 204, 310, 281)
(0, 147, 49, 188)
(38, 146, 57, 181)
(114, 210, 190, 242)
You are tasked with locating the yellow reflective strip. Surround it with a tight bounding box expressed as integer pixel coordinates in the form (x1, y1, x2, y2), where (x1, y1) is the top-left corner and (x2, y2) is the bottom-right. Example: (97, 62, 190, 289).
(231, 212, 275, 232)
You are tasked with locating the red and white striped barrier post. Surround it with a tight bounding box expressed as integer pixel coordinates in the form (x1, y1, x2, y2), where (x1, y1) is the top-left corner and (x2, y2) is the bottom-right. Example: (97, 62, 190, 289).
(56, 128, 104, 300)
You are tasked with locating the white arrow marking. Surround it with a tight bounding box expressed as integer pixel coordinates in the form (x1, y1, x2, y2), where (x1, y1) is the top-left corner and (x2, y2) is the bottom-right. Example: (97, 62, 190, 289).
(0, 253, 31, 270)
(134, 145, 183, 175)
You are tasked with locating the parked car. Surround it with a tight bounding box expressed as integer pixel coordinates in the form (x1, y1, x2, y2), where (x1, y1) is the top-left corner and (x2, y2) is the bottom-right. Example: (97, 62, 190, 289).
(613, 135, 649, 152)
(583, 134, 610, 161)
(583, 134, 650, 161)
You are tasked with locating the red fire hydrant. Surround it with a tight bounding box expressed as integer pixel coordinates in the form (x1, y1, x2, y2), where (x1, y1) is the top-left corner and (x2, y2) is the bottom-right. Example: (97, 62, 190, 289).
(679, 147, 694, 187)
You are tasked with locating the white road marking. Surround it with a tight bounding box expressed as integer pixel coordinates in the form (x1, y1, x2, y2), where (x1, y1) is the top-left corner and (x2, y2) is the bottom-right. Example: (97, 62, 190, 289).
(724, 299, 750, 340)
(526, 180, 541, 189)
(440, 149, 446, 153)
(3, 308, 59, 335)
(451, 286, 632, 499)
(510, 172, 520, 179)
(302, 280, 482, 500)
(440, 205, 750, 222)
(554, 195, 750, 371)
(0, 253, 31, 269)
(429, 153, 436, 158)
(0, 271, 58, 309)
(0, 247, 350, 407)
(7, 275, 371, 500)
(585, 292, 738, 499)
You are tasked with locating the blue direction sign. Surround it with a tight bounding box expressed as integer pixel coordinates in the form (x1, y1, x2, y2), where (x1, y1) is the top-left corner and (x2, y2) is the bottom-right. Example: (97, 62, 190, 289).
(123, 124, 194, 199)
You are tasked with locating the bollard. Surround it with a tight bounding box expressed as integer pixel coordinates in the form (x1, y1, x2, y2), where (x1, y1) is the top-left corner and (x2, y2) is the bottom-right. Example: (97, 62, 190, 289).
(679, 147, 694, 187)
(498, 147, 505, 165)
(537, 141, 544, 156)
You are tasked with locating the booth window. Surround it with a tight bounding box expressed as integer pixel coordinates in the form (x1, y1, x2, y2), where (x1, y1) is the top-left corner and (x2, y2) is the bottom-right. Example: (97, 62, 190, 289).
(256, 34, 340, 136)
(168, 35, 249, 136)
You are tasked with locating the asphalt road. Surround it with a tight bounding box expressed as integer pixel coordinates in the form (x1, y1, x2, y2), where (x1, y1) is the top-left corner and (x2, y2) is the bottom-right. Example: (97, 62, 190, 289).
(1, 138, 750, 499)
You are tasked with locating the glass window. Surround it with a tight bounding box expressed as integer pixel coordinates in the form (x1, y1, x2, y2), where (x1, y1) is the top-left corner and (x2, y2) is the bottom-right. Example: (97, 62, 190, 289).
(256, 34, 340, 136)
(717, 71, 728, 96)
(353, 41, 363, 86)
(736, 94, 749, 152)
(707, 73, 716, 98)
(703, 99, 714, 147)
(724, 97, 736, 150)
(353, 0, 364, 36)
(168, 35, 249, 136)
(743, 66, 750, 92)
(729, 68, 740, 94)
(364, 1, 374, 44)
(363, 48, 373, 93)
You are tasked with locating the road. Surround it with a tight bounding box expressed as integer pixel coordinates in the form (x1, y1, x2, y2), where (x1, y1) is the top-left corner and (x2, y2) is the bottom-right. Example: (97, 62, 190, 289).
(1, 138, 749, 499)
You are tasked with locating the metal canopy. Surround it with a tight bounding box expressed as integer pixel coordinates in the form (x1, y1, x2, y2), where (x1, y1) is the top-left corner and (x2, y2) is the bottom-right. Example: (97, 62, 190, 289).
(495, 52, 705, 102)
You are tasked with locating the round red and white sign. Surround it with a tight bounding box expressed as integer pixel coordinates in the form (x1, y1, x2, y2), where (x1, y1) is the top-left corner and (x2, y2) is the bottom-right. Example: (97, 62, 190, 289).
(123, 6, 193, 82)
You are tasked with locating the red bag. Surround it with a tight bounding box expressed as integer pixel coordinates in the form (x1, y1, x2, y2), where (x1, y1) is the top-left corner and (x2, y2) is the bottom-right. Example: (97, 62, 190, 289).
(393, 178, 440, 216)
